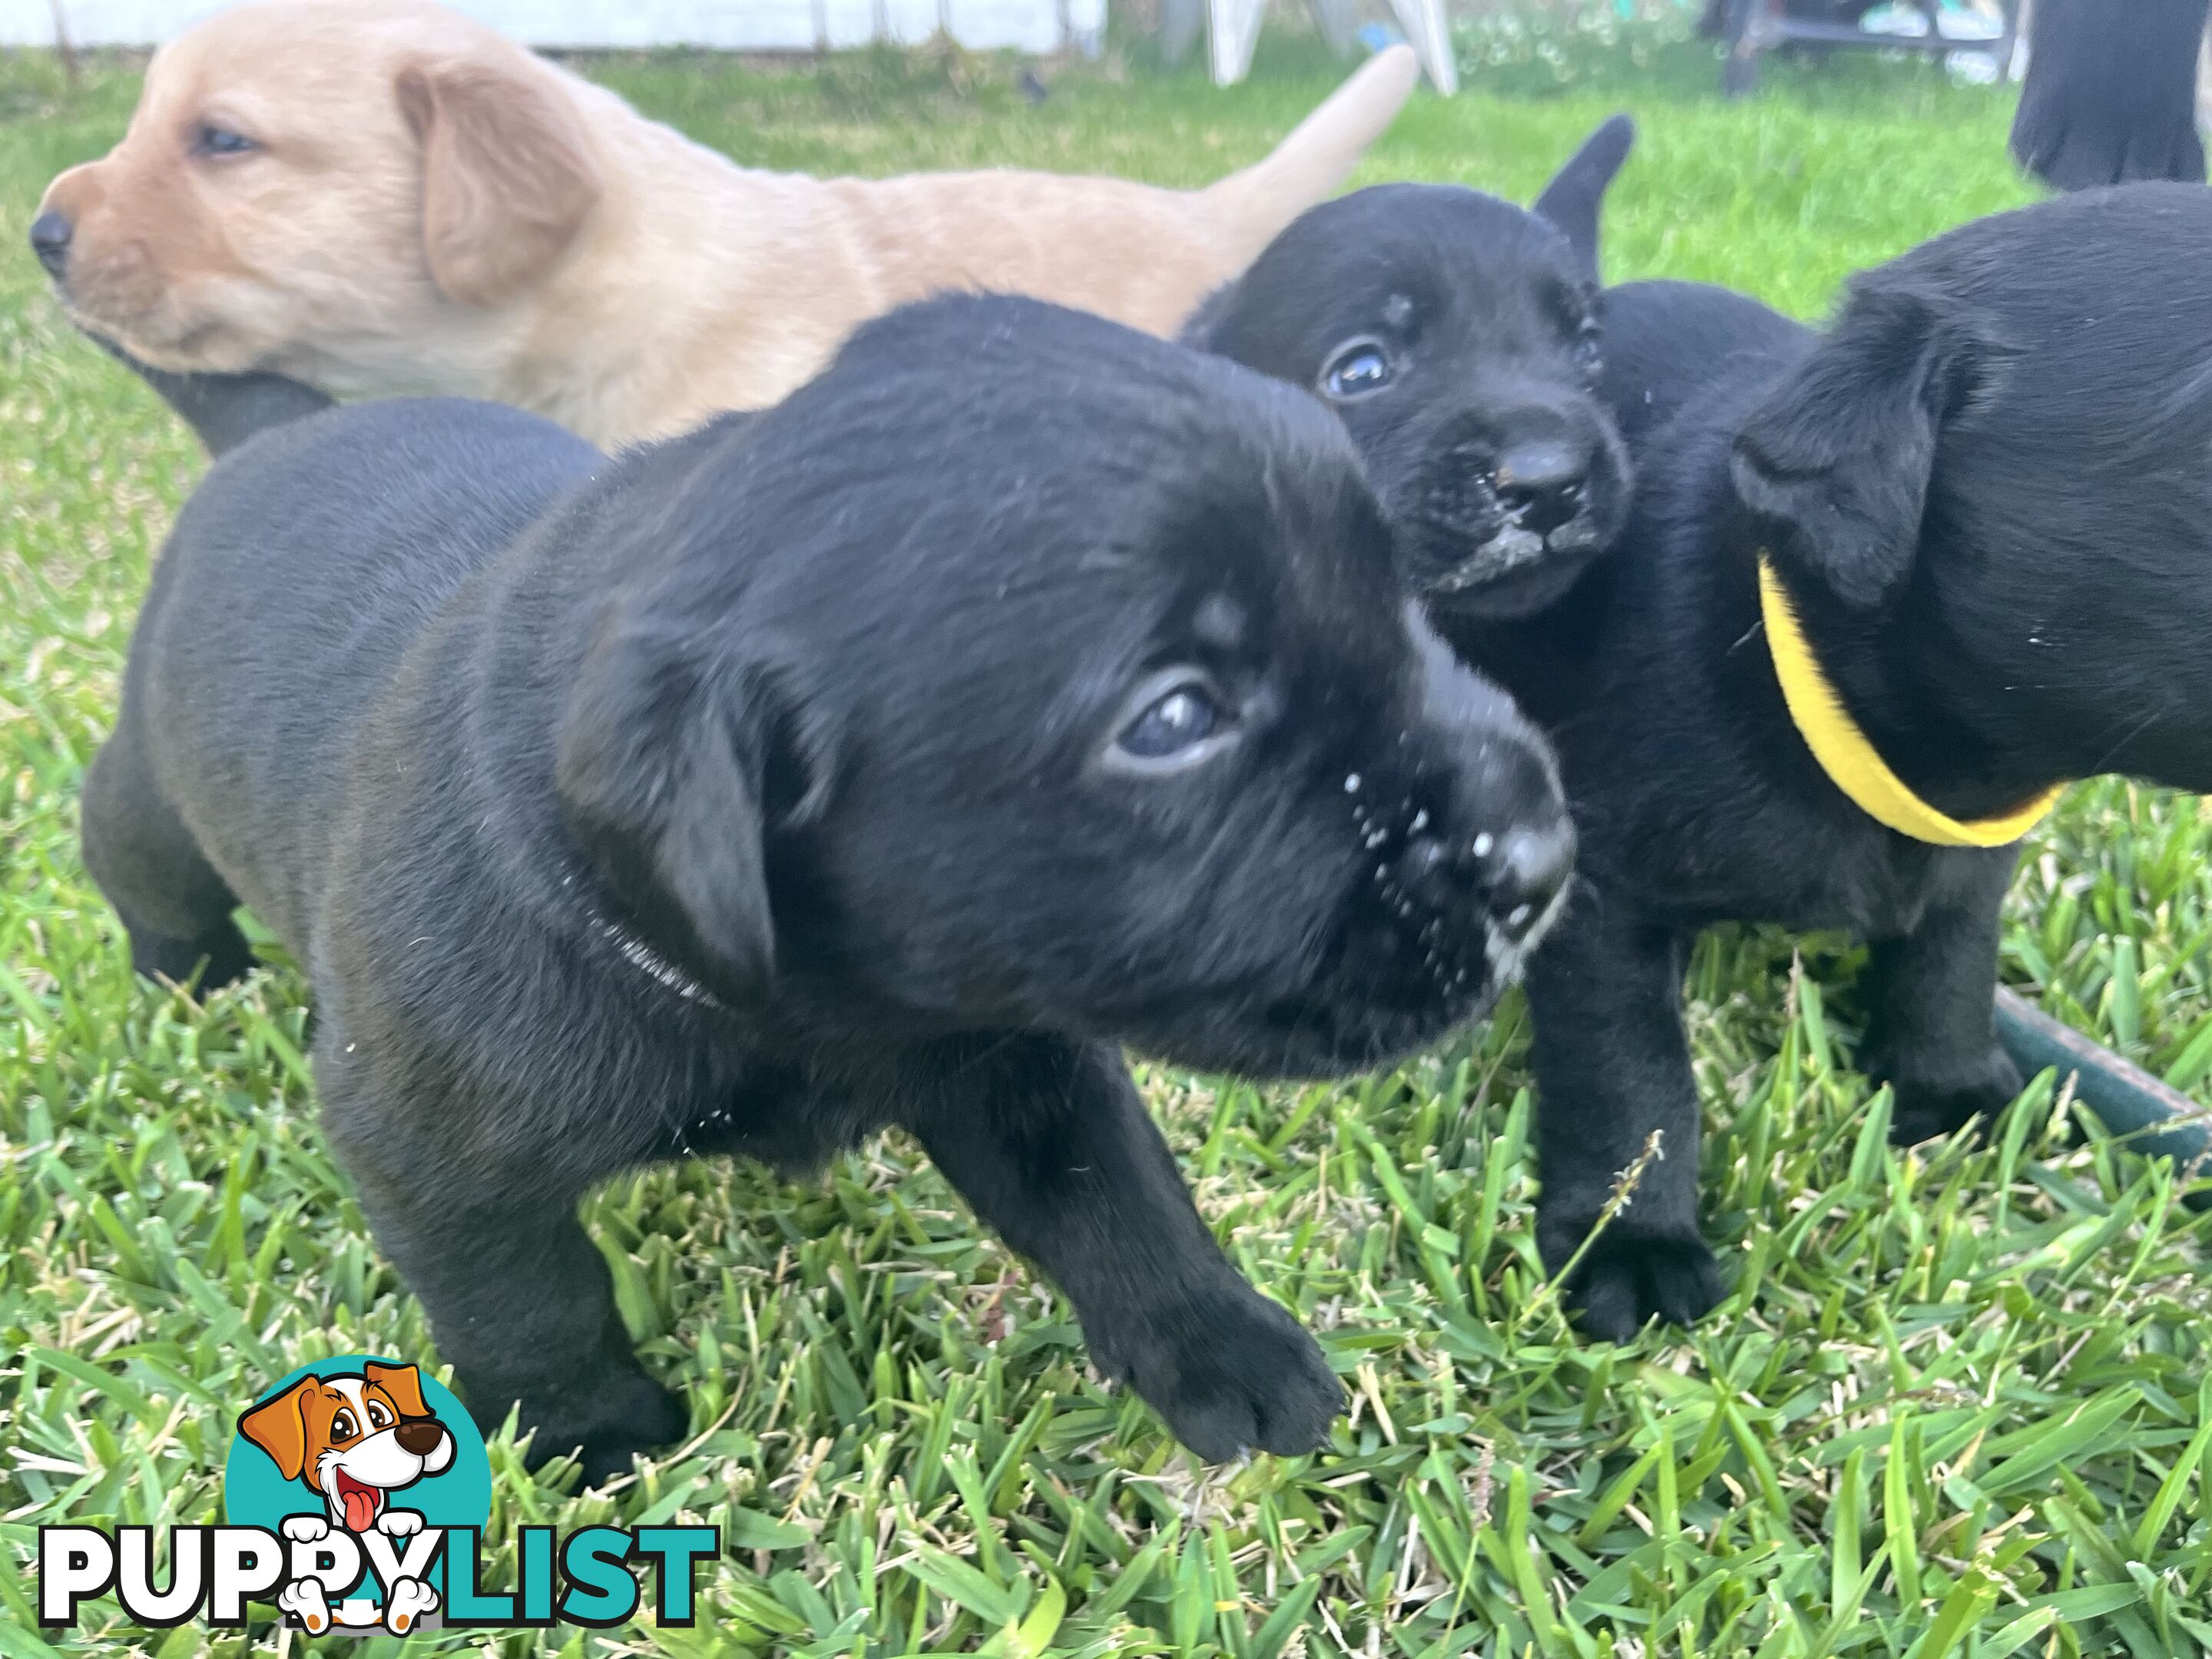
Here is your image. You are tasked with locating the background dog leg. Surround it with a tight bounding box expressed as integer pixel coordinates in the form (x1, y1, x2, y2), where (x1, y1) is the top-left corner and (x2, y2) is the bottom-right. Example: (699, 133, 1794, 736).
(902, 1035, 1343, 1462)
(79, 721, 253, 991)
(318, 1055, 687, 1486)
(1860, 848, 2024, 1147)
(1525, 898, 1722, 1343)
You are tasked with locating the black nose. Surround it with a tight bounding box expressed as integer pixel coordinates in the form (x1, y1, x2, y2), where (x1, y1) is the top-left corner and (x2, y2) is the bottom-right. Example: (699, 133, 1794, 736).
(28, 210, 71, 278)
(394, 1418, 446, 1457)
(1389, 605, 1574, 947)
(1384, 798, 1572, 949)
(1481, 820, 1574, 942)
(1493, 438, 1588, 539)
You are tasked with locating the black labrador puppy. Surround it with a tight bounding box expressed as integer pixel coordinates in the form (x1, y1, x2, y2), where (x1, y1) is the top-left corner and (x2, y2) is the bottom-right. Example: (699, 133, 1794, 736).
(1216, 177, 2212, 1338)
(1516, 184, 2212, 1330)
(2010, 0, 2207, 192)
(1184, 118, 1636, 620)
(82, 295, 1575, 1478)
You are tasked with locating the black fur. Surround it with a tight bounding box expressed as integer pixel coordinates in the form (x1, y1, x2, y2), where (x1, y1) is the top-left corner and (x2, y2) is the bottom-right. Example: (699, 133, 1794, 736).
(89, 333, 334, 456)
(2011, 0, 2207, 193)
(1184, 120, 1634, 620)
(1204, 172, 2212, 1340)
(1490, 187, 2212, 1335)
(82, 295, 1574, 1477)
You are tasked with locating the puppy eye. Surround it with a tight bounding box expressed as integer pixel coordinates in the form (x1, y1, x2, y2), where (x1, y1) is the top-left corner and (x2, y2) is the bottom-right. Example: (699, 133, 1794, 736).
(366, 1402, 391, 1429)
(192, 124, 257, 157)
(1320, 339, 1393, 402)
(1108, 674, 1237, 774)
(1122, 685, 1219, 756)
(330, 1410, 357, 1441)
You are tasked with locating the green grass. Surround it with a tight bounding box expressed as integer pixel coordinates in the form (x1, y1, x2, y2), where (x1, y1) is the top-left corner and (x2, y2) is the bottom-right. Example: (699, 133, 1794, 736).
(4, 34, 2210, 1659)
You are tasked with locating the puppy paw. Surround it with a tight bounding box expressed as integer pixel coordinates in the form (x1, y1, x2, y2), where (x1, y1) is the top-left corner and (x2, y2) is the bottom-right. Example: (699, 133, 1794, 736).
(1542, 1221, 1724, 1345)
(544, 1372, 690, 1488)
(280, 1514, 331, 1544)
(1097, 1290, 1343, 1462)
(276, 1578, 331, 1634)
(376, 1508, 424, 1538)
(383, 1577, 439, 1635)
(1881, 1045, 2022, 1147)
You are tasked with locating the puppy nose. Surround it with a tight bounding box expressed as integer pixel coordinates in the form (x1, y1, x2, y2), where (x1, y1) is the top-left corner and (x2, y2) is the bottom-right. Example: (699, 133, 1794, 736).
(1482, 820, 1574, 941)
(1385, 791, 1573, 947)
(28, 210, 71, 278)
(394, 1419, 446, 1457)
(1493, 439, 1588, 538)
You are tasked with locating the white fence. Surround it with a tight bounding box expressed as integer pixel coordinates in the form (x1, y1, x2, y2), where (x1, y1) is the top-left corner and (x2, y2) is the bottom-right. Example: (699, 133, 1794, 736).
(0, 0, 1109, 56)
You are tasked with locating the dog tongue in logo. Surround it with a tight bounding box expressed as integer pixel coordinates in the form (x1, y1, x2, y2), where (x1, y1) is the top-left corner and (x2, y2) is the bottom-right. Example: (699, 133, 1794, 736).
(333, 1469, 381, 1532)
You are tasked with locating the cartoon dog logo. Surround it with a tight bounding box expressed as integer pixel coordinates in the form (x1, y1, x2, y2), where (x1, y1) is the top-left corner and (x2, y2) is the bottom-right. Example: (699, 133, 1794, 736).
(237, 1360, 455, 1634)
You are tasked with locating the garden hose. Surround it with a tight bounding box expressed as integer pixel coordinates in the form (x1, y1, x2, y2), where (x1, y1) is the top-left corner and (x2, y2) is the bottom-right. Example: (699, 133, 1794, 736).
(1993, 987, 2212, 1211)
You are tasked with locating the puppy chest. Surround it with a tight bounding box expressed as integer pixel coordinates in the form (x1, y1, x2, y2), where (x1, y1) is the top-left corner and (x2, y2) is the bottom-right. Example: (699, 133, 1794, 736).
(1606, 805, 1962, 940)
(657, 1064, 882, 1175)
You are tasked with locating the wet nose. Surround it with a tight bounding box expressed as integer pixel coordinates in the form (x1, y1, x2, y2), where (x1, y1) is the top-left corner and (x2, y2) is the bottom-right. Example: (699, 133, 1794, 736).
(1386, 794, 1572, 947)
(28, 210, 71, 279)
(1384, 738, 1574, 938)
(1482, 819, 1574, 941)
(1493, 437, 1588, 539)
(395, 1418, 447, 1457)
(1394, 603, 1575, 939)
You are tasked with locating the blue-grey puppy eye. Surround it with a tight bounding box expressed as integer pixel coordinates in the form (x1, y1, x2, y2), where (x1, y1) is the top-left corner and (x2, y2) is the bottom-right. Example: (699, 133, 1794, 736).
(193, 124, 257, 157)
(1321, 339, 1393, 401)
(1107, 673, 1238, 773)
(1121, 685, 1218, 756)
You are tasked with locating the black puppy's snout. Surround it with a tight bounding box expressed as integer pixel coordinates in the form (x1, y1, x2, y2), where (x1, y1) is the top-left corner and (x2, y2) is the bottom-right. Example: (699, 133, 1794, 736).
(1358, 608, 1575, 989)
(1377, 737, 1572, 953)
(29, 210, 71, 278)
(1494, 437, 1588, 538)
(1483, 820, 1574, 939)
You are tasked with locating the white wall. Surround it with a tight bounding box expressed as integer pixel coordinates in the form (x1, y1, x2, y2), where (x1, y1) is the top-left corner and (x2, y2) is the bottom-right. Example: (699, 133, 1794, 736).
(1, 0, 1108, 55)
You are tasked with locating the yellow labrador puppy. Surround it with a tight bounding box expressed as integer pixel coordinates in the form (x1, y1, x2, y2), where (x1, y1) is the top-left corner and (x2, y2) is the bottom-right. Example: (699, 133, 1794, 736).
(34, 0, 1419, 444)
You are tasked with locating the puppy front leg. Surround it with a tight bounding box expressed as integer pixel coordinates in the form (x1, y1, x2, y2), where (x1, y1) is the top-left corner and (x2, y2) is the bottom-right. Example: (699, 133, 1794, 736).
(342, 1176, 687, 1485)
(319, 1063, 686, 1486)
(1525, 895, 1722, 1342)
(902, 1035, 1343, 1461)
(1863, 847, 2024, 1147)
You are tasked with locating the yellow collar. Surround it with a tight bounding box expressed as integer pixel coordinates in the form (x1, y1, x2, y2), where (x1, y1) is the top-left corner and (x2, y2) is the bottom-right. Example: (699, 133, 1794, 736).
(1756, 554, 2064, 848)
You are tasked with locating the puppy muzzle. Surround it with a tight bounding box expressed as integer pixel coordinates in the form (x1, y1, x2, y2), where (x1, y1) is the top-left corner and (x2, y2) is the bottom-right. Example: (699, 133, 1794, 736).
(1304, 620, 1573, 1058)
(1349, 741, 1574, 979)
(1397, 411, 1627, 618)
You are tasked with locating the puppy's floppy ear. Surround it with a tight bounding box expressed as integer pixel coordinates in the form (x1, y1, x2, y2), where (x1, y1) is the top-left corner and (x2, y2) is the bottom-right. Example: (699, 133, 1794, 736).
(1178, 277, 1241, 350)
(1532, 114, 1633, 283)
(1730, 279, 1992, 608)
(558, 608, 825, 992)
(238, 1381, 316, 1484)
(396, 57, 601, 307)
(364, 1363, 430, 1419)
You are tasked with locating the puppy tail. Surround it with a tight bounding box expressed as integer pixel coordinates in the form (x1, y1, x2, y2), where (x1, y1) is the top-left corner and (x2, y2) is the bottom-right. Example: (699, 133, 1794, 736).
(1199, 44, 1419, 257)
(90, 334, 335, 458)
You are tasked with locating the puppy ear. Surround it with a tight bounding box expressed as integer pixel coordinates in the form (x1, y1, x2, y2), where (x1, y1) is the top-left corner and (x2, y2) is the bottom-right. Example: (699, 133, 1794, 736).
(364, 1363, 431, 1419)
(1532, 114, 1634, 283)
(1730, 280, 1990, 608)
(1179, 277, 1240, 349)
(396, 58, 601, 307)
(238, 1382, 315, 1483)
(557, 611, 806, 991)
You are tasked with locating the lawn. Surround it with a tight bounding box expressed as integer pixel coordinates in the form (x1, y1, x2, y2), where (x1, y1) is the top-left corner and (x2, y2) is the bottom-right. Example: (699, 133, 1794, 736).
(4, 28, 2210, 1659)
